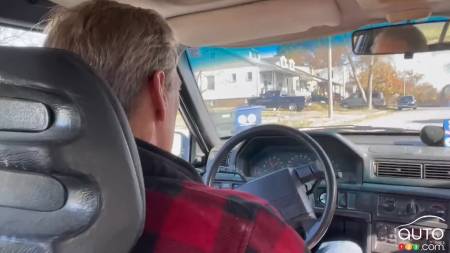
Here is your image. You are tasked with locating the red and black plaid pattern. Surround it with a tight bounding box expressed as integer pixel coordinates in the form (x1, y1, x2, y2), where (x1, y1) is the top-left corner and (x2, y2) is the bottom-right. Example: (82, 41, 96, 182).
(133, 178, 307, 253)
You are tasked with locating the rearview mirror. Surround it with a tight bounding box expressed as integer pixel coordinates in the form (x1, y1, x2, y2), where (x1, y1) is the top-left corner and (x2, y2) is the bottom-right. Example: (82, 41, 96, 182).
(352, 21, 450, 57)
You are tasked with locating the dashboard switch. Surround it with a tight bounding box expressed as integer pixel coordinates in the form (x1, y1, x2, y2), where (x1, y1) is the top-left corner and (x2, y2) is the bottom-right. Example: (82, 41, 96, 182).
(380, 197, 396, 213)
(429, 204, 446, 218)
(347, 193, 356, 209)
(406, 200, 419, 216)
(338, 192, 347, 208)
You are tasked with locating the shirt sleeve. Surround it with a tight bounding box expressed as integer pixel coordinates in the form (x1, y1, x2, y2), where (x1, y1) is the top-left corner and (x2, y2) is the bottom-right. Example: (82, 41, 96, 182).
(245, 206, 309, 253)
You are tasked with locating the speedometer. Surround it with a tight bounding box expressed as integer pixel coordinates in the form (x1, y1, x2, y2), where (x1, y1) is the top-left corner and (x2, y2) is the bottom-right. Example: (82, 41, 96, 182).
(287, 153, 314, 168)
(251, 155, 284, 177)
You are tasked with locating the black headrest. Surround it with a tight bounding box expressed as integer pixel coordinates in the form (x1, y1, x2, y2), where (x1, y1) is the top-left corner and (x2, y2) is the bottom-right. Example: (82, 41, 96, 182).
(0, 46, 145, 253)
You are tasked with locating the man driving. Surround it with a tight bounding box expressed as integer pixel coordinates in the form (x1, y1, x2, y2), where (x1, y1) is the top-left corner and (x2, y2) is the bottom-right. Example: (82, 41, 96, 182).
(371, 25, 428, 54)
(44, 1, 362, 252)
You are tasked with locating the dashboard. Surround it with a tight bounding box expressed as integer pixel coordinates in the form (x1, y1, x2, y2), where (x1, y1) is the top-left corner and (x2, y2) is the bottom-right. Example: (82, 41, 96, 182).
(234, 134, 364, 184)
(246, 147, 315, 177)
(210, 131, 450, 253)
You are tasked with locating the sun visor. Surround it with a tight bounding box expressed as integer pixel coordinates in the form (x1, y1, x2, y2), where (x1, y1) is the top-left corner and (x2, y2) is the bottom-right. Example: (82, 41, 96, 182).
(356, 0, 448, 21)
(168, 0, 341, 47)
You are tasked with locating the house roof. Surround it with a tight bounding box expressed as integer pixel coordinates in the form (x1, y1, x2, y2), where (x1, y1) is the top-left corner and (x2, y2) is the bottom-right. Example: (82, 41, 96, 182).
(194, 49, 321, 79)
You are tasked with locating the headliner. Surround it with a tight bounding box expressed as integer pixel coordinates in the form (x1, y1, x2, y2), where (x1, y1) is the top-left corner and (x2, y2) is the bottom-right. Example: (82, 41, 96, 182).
(2, 0, 450, 47)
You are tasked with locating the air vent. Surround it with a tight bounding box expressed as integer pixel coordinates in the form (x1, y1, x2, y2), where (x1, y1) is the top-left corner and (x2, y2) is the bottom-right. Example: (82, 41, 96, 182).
(374, 161, 422, 178)
(424, 164, 450, 180)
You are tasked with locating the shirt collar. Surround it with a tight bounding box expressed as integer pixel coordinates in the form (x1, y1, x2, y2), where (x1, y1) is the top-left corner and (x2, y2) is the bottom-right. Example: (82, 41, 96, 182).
(135, 138, 203, 183)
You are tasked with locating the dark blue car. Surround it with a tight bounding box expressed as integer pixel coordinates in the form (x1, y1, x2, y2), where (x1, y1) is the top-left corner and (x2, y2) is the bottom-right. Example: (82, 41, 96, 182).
(248, 90, 306, 111)
(397, 96, 417, 110)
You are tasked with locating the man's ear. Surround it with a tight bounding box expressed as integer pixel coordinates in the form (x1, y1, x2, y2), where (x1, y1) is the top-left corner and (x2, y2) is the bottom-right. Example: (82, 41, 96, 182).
(147, 70, 167, 122)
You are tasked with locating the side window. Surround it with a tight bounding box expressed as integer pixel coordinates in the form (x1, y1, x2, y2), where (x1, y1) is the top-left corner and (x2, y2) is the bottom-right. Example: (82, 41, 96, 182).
(206, 75, 215, 90)
(0, 25, 46, 47)
(171, 112, 191, 161)
(172, 112, 206, 170)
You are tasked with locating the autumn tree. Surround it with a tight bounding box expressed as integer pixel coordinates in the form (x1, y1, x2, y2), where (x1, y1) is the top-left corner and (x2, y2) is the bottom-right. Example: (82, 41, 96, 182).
(278, 41, 370, 100)
(276, 36, 439, 107)
(400, 70, 424, 96)
(412, 83, 439, 106)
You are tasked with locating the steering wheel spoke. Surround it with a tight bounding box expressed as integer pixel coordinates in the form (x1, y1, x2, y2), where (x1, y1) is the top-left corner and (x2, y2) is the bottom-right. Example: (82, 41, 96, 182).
(291, 161, 324, 184)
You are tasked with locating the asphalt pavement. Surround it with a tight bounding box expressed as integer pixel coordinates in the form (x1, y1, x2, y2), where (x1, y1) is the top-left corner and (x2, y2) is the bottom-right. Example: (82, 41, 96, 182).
(356, 107, 450, 130)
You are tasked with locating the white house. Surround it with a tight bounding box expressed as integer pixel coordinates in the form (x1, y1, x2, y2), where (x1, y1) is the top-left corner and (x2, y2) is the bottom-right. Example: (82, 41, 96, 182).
(197, 63, 261, 100)
(314, 65, 351, 98)
(195, 49, 317, 105)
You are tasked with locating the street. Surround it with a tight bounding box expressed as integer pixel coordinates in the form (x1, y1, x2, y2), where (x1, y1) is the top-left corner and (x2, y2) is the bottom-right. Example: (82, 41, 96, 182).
(356, 107, 450, 130)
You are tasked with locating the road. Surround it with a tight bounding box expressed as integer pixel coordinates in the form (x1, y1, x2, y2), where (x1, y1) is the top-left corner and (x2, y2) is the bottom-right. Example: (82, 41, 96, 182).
(356, 107, 450, 130)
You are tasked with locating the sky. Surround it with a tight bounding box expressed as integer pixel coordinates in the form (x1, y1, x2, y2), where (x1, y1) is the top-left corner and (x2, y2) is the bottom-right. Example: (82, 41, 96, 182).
(392, 52, 450, 90)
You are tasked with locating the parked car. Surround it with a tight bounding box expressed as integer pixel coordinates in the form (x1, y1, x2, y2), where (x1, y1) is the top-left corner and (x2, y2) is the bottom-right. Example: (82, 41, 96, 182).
(247, 90, 306, 111)
(310, 93, 343, 104)
(311, 94, 328, 104)
(341, 92, 386, 109)
(397, 95, 417, 110)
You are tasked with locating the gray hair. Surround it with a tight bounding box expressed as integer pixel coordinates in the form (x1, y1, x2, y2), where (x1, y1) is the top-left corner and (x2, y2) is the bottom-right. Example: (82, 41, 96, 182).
(376, 25, 428, 52)
(44, 0, 179, 114)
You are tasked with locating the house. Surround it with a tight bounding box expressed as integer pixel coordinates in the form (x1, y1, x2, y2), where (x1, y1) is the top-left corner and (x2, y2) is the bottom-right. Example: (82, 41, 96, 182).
(190, 48, 318, 107)
(314, 65, 351, 98)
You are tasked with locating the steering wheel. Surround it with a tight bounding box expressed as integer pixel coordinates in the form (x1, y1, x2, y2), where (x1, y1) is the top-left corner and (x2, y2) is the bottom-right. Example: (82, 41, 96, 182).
(205, 124, 337, 250)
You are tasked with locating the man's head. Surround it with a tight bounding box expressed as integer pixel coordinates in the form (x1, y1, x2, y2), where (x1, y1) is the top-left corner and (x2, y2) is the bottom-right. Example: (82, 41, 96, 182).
(45, 0, 180, 151)
(371, 26, 427, 54)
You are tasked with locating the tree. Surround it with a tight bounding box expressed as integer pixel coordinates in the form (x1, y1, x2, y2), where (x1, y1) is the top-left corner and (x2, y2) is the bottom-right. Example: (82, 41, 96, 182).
(278, 42, 367, 101)
(278, 43, 348, 70)
(347, 54, 368, 103)
(412, 83, 439, 106)
(400, 70, 424, 96)
(367, 56, 376, 109)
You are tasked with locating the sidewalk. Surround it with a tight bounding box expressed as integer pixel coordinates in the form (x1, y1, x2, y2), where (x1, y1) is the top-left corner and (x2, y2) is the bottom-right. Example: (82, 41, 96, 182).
(262, 109, 392, 128)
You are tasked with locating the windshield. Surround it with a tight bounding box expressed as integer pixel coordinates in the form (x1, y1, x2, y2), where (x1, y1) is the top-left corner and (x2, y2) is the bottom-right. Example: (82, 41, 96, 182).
(399, 96, 414, 102)
(187, 22, 450, 138)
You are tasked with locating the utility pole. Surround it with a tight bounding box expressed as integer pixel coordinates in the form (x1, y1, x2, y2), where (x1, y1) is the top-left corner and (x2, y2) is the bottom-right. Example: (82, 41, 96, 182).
(403, 77, 406, 96)
(342, 67, 346, 99)
(328, 37, 333, 119)
(368, 56, 375, 110)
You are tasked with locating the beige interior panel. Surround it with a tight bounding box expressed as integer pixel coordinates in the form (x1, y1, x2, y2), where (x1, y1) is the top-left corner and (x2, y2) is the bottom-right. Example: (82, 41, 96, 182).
(169, 0, 341, 46)
(49, 0, 450, 47)
(50, 0, 264, 18)
(356, 0, 450, 20)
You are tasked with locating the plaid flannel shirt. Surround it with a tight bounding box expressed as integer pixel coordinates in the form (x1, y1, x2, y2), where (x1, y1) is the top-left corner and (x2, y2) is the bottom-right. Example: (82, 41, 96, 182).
(132, 139, 307, 253)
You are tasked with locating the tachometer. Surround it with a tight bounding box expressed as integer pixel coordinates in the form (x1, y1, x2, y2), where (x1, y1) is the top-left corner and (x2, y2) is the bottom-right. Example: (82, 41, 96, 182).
(251, 155, 284, 177)
(287, 153, 314, 168)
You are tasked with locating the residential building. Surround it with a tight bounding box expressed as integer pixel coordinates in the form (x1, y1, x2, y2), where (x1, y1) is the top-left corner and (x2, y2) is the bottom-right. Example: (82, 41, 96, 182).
(191, 48, 319, 107)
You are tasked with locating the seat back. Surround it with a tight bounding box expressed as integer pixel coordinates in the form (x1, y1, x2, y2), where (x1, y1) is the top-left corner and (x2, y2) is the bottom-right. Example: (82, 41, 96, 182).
(0, 47, 145, 253)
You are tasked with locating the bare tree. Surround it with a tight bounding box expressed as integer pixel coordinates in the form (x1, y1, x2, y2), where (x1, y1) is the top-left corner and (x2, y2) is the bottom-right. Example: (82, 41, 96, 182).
(347, 55, 367, 103)
(367, 56, 376, 109)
